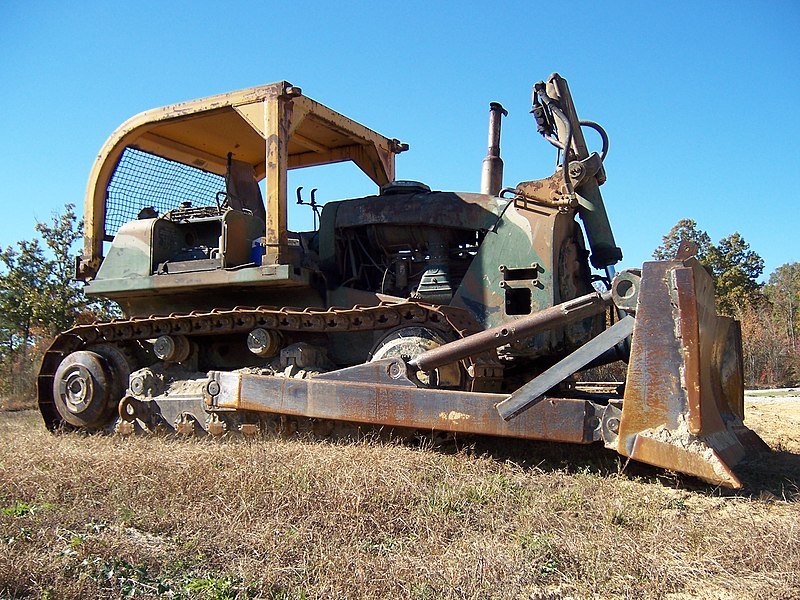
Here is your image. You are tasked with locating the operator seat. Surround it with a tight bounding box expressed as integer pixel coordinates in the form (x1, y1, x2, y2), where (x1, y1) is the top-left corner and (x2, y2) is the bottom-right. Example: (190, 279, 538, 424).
(225, 158, 266, 223)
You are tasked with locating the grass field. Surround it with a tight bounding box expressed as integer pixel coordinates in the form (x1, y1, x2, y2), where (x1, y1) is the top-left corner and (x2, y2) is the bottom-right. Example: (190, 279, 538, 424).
(745, 389, 800, 398)
(1, 400, 798, 599)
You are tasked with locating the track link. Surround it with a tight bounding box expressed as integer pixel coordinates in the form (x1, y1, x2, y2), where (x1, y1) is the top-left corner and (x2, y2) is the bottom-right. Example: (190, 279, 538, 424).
(37, 301, 479, 431)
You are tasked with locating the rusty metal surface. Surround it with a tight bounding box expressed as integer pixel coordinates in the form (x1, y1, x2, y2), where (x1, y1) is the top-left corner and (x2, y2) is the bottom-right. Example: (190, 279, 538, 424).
(616, 260, 767, 488)
(480, 102, 507, 195)
(514, 172, 577, 210)
(629, 435, 740, 488)
(411, 290, 611, 372)
(620, 262, 686, 439)
(497, 315, 634, 421)
(208, 359, 600, 444)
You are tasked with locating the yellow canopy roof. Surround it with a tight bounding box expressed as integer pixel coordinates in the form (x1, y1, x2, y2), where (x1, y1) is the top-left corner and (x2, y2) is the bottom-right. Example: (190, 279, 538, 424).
(82, 81, 406, 275)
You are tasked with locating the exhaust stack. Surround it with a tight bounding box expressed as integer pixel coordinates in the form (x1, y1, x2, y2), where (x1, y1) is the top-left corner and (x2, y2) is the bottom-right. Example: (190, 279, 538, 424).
(480, 102, 508, 195)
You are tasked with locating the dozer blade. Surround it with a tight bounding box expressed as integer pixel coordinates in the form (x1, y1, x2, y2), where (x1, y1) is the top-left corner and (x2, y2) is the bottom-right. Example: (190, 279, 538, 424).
(615, 260, 769, 488)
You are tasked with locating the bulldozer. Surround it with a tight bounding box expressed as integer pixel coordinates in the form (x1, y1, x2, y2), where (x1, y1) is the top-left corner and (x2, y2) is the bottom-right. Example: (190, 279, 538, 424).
(38, 73, 767, 488)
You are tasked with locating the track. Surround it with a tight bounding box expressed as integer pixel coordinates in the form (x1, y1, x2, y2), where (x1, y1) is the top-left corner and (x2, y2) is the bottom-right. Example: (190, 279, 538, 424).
(37, 301, 480, 432)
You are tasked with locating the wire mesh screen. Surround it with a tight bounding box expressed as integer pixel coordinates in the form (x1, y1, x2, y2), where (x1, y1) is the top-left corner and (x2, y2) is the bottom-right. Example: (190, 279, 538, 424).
(105, 147, 225, 236)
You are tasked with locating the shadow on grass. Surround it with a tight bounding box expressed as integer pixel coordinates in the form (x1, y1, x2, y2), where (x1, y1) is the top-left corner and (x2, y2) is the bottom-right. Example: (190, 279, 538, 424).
(435, 434, 800, 501)
(733, 448, 800, 501)
(435, 435, 669, 484)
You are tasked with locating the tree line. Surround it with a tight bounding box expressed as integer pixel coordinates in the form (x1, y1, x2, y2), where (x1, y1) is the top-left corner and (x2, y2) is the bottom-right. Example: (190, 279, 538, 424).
(653, 219, 798, 388)
(0, 205, 116, 406)
(0, 207, 796, 409)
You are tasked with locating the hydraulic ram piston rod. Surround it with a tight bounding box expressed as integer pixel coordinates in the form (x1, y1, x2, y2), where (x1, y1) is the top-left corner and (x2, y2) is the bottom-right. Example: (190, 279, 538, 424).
(409, 290, 613, 372)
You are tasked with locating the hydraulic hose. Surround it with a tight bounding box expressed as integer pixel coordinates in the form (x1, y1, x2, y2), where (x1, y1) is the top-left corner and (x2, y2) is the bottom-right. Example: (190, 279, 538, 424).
(534, 82, 573, 195)
(579, 120, 609, 161)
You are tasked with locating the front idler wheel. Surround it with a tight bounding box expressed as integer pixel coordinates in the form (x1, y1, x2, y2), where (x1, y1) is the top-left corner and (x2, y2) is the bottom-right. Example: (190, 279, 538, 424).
(53, 351, 116, 428)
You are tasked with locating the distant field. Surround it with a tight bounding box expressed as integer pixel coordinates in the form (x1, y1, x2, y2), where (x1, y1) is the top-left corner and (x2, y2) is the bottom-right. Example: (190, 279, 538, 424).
(1, 400, 798, 599)
(746, 388, 800, 398)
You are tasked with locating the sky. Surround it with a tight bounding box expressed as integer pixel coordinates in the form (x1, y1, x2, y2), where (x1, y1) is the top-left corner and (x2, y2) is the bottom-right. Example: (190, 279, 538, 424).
(1, 1, 798, 281)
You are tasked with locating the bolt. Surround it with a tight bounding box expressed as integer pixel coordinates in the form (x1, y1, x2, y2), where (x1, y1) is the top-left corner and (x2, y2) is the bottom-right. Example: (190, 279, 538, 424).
(568, 161, 585, 179)
(206, 380, 221, 396)
(388, 361, 403, 379)
(607, 417, 620, 434)
(130, 376, 145, 396)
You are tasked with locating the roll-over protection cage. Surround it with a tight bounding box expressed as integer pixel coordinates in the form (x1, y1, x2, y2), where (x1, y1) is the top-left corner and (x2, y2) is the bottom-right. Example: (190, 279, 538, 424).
(78, 81, 407, 280)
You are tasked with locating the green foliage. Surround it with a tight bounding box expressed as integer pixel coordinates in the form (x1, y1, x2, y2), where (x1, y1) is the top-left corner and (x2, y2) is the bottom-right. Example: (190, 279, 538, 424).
(653, 218, 712, 262)
(653, 220, 800, 386)
(0, 204, 119, 405)
(707, 232, 764, 315)
(653, 219, 763, 315)
(516, 532, 564, 579)
(2, 501, 37, 517)
(765, 262, 800, 348)
(185, 575, 243, 600)
(2, 500, 55, 517)
(0, 239, 47, 356)
(31, 204, 86, 334)
(77, 556, 254, 599)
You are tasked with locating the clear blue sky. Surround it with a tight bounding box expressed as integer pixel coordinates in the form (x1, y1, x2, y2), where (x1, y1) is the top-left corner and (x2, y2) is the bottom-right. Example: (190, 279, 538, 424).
(1, 1, 797, 281)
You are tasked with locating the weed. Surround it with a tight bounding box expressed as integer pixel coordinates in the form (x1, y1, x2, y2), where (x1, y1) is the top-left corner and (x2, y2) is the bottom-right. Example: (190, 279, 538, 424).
(118, 506, 135, 524)
(410, 582, 436, 600)
(185, 575, 246, 599)
(665, 496, 688, 511)
(75, 556, 253, 599)
(2, 500, 54, 517)
(607, 504, 627, 526)
(516, 533, 564, 580)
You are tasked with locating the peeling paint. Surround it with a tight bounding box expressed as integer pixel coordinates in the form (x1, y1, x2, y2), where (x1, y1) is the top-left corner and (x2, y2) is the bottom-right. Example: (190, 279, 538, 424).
(439, 410, 472, 422)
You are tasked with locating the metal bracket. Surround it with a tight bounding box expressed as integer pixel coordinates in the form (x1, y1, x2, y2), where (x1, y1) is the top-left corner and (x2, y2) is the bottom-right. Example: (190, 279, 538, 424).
(496, 315, 635, 421)
(567, 152, 604, 188)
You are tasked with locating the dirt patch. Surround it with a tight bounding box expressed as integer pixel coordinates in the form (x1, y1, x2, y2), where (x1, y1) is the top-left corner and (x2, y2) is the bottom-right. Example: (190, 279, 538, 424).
(745, 396, 800, 453)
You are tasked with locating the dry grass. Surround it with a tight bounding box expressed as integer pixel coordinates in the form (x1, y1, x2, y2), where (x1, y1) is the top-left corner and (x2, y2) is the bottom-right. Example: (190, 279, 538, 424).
(0, 404, 798, 599)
